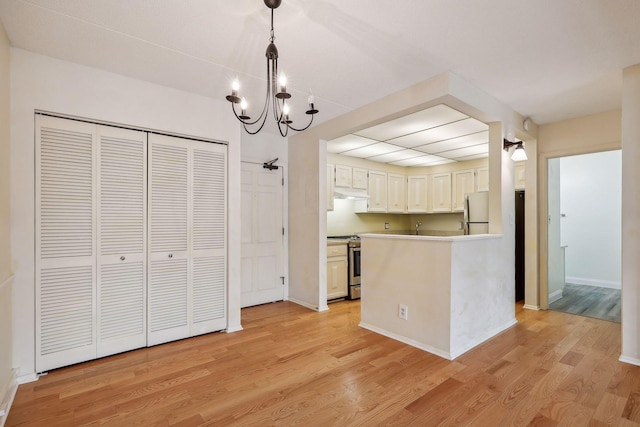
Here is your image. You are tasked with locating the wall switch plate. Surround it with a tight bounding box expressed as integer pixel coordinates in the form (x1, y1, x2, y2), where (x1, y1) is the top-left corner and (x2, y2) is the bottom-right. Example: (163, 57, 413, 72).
(399, 304, 408, 320)
(384, 222, 390, 229)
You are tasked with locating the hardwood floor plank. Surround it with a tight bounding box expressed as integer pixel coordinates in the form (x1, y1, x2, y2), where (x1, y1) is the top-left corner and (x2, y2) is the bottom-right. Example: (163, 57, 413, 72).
(7, 300, 640, 426)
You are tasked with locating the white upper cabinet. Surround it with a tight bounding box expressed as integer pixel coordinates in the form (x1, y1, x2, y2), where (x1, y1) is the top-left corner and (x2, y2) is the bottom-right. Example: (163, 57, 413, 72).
(514, 162, 526, 190)
(452, 169, 475, 212)
(431, 172, 452, 213)
(387, 173, 406, 213)
(352, 167, 368, 190)
(368, 170, 388, 212)
(327, 164, 334, 211)
(476, 167, 489, 192)
(407, 175, 428, 213)
(334, 164, 352, 188)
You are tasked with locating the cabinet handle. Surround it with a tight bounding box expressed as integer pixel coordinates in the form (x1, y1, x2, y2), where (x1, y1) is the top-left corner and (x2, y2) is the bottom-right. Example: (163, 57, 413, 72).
(120, 256, 125, 261)
(168, 253, 173, 259)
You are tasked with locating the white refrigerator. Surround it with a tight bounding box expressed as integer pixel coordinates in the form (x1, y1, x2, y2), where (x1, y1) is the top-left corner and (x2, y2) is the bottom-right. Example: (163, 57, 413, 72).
(464, 191, 489, 234)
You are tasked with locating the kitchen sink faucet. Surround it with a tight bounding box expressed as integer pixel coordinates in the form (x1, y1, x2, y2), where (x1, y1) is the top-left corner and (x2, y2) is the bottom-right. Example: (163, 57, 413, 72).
(415, 221, 422, 235)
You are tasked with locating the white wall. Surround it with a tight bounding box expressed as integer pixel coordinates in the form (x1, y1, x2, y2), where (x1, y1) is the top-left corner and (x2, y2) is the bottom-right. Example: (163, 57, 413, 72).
(10, 49, 242, 379)
(560, 151, 621, 288)
(0, 21, 14, 409)
(327, 199, 411, 235)
(547, 158, 565, 301)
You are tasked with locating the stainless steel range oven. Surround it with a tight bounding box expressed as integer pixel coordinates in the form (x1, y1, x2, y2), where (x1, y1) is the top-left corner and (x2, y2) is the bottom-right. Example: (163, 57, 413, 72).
(347, 237, 361, 300)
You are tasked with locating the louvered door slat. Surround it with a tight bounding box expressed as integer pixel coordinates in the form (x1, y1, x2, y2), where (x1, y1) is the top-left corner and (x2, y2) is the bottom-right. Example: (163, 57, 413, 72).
(36, 115, 97, 372)
(97, 126, 147, 357)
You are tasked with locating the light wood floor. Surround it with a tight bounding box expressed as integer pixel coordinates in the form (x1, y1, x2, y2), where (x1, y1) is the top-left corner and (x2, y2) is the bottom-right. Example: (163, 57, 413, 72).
(8, 300, 640, 426)
(550, 283, 621, 323)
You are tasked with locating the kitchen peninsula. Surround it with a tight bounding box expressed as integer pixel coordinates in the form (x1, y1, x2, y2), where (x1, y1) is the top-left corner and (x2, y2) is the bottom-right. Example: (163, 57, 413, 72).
(358, 233, 516, 360)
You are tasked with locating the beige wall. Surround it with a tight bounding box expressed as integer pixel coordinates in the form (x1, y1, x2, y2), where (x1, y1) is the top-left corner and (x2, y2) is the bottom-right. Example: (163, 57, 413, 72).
(0, 22, 13, 398)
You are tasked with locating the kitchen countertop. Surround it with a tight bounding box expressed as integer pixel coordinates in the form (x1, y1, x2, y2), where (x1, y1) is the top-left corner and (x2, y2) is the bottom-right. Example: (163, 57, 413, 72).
(359, 233, 501, 242)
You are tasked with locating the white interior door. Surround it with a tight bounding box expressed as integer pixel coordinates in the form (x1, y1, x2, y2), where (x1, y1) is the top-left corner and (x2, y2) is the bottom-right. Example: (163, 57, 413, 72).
(241, 162, 284, 308)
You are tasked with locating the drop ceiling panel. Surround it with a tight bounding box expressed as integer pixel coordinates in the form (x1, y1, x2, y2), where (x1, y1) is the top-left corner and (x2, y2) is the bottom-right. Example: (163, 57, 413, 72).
(354, 104, 468, 141)
(390, 154, 451, 167)
(439, 144, 489, 160)
(386, 118, 489, 149)
(367, 149, 426, 163)
(327, 134, 377, 153)
(340, 142, 402, 158)
(413, 131, 489, 154)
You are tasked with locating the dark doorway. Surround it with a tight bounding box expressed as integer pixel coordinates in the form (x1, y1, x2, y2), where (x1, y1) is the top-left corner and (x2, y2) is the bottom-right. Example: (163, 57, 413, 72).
(515, 191, 525, 302)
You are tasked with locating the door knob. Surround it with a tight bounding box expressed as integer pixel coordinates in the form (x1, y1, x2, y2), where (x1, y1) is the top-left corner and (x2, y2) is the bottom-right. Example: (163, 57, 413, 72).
(120, 256, 125, 261)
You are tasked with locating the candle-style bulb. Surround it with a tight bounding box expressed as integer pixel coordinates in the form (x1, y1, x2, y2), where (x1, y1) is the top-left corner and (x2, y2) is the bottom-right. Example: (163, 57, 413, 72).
(307, 89, 314, 105)
(231, 78, 240, 92)
(279, 72, 287, 90)
(283, 103, 290, 116)
(240, 97, 248, 111)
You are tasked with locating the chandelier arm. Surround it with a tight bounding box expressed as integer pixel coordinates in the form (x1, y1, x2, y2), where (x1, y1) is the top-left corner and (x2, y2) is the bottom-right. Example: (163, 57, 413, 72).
(285, 114, 315, 132)
(231, 101, 267, 127)
(276, 120, 290, 137)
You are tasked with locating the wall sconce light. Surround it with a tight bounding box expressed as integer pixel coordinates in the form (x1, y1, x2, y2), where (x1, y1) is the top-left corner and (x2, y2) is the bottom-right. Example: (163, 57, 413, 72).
(503, 138, 528, 161)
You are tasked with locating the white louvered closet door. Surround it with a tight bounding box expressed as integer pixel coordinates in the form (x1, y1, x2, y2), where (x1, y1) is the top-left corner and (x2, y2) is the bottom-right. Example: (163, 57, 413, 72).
(148, 135, 191, 346)
(191, 141, 227, 335)
(36, 115, 97, 372)
(96, 126, 147, 357)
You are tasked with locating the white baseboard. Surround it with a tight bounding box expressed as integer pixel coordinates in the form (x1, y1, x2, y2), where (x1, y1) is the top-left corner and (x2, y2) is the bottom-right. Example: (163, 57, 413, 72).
(565, 276, 621, 290)
(549, 289, 563, 304)
(619, 355, 640, 367)
(449, 318, 518, 360)
(0, 369, 18, 427)
(358, 322, 452, 360)
(16, 373, 38, 385)
(288, 297, 328, 312)
(523, 304, 540, 311)
(225, 325, 243, 333)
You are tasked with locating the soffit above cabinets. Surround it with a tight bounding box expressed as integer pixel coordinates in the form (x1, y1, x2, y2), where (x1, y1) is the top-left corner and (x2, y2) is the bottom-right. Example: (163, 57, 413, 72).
(327, 104, 489, 167)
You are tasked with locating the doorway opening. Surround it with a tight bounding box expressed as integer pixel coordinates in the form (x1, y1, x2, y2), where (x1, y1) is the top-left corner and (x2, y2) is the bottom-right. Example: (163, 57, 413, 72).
(546, 150, 621, 323)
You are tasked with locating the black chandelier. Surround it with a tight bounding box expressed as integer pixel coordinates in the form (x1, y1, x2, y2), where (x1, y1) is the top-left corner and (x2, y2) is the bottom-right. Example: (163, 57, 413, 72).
(226, 0, 319, 137)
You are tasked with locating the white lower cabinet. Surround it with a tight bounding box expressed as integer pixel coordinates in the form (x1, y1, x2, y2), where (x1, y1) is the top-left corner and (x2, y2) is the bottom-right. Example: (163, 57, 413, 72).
(327, 244, 348, 300)
(35, 115, 227, 372)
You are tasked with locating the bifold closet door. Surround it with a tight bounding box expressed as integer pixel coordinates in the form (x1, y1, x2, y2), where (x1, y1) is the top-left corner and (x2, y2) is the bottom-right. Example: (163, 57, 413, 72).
(36, 115, 97, 372)
(36, 116, 148, 371)
(147, 134, 227, 346)
(96, 126, 147, 357)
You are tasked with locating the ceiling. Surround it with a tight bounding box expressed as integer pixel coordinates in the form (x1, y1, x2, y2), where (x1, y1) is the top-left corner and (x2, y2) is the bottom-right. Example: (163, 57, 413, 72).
(1, 0, 639, 135)
(328, 104, 490, 167)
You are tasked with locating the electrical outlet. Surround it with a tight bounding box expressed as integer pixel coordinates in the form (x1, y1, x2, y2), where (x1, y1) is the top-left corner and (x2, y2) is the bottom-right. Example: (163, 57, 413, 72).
(384, 222, 390, 229)
(398, 304, 408, 320)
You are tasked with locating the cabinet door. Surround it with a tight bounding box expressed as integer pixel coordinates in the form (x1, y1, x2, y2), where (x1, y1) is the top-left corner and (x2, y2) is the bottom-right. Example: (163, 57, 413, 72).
(96, 126, 147, 357)
(327, 259, 348, 300)
(327, 164, 334, 211)
(368, 171, 388, 212)
(476, 167, 489, 192)
(352, 168, 368, 190)
(36, 115, 97, 372)
(431, 172, 452, 212)
(147, 135, 190, 346)
(387, 173, 406, 213)
(514, 163, 526, 190)
(453, 169, 475, 212)
(407, 176, 428, 213)
(334, 165, 352, 188)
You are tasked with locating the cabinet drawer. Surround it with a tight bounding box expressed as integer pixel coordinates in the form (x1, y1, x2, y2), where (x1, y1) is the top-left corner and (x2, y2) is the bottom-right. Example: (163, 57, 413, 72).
(327, 244, 347, 257)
